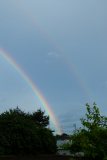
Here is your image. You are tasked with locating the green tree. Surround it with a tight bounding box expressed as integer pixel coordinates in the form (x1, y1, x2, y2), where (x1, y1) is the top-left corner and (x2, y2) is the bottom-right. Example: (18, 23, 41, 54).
(81, 103, 107, 130)
(70, 103, 107, 160)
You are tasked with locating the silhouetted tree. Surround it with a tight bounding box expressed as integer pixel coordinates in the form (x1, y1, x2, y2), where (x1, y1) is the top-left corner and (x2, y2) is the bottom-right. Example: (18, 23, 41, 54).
(31, 109, 49, 127)
(0, 107, 56, 155)
(55, 133, 70, 140)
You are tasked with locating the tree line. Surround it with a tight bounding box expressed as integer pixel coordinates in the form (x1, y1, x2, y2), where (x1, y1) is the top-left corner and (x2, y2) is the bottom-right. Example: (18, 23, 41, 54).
(1, 103, 107, 159)
(0, 107, 56, 155)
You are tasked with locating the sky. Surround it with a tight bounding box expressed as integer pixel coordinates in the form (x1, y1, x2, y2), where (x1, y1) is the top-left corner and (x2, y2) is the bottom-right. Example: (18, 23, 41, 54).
(0, 0, 107, 133)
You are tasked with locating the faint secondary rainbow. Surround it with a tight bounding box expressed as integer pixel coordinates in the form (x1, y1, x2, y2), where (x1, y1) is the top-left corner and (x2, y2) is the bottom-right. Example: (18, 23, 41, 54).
(13, 1, 92, 102)
(0, 48, 62, 134)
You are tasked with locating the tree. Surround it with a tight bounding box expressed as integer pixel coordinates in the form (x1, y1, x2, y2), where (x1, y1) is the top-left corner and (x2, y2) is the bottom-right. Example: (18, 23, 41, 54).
(70, 103, 107, 160)
(81, 103, 107, 130)
(55, 133, 70, 140)
(0, 107, 56, 155)
(31, 109, 49, 127)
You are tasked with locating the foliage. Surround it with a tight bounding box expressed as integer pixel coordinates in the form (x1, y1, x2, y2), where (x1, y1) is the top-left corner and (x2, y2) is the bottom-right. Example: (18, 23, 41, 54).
(81, 103, 107, 130)
(70, 103, 107, 160)
(0, 107, 56, 155)
(60, 142, 71, 150)
(31, 109, 49, 127)
(55, 133, 70, 140)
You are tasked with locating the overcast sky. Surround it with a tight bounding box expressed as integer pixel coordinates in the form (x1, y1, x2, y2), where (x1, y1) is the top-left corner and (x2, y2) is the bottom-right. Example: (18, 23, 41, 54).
(0, 0, 107, 133)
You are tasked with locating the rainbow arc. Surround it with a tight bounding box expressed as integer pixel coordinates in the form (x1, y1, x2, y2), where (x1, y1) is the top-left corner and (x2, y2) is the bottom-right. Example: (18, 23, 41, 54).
(0, 48, 62, 134)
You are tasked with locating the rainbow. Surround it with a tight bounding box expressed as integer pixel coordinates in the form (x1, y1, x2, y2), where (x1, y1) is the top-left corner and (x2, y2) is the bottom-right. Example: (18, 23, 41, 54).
(0, 48, 62, 134)
(13, 1, 92, 102)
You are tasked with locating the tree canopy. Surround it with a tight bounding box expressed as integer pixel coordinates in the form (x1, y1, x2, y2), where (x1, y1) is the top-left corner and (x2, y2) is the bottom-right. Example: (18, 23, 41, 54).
(70, 103, 107, 160)
(0, 107, 56, 155)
